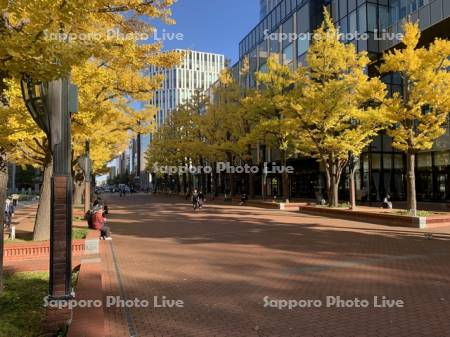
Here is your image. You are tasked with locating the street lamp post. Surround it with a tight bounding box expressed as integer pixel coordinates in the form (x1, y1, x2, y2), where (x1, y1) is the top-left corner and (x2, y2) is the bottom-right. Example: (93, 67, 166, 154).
(348, 151, 357, 210)
(21, 76, 78, 330)
(78, 141, 91, 214)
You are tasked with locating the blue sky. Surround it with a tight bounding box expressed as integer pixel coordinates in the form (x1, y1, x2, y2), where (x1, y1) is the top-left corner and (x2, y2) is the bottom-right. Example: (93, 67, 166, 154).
(148, 0, 260, 64)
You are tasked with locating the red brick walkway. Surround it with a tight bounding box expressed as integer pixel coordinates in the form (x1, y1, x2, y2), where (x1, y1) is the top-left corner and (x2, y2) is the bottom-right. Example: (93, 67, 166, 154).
(101, 194, 450, 337)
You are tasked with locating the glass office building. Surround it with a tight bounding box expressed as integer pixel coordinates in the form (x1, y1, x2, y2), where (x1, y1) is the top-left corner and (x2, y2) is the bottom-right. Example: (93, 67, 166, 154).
(236, 0, 450, 203)
(260, 0, 283, 19)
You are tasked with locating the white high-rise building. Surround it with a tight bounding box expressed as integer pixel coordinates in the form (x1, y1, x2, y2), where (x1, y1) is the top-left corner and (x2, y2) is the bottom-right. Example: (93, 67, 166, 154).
(149, 49, 225, 128)
(260, 0, 282, 19)
(133, 49, 225, 189)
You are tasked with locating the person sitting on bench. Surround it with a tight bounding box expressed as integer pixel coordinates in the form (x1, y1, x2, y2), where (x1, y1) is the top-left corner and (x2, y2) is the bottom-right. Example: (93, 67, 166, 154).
(382, 194, 393, 209)
(92, 202, 112, 240)
(239, 193, 248, 206)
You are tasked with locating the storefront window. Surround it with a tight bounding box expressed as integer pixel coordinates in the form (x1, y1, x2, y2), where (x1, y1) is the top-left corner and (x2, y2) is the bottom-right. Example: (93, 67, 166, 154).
(372, 153, 381, 170)
(417, 153, 432, 168)
(383, 153, 393, 169)
(434, 151, 450, 167)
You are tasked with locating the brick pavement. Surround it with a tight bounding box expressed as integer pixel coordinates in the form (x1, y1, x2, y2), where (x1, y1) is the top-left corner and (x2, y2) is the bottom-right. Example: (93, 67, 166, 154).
(3, 193, 440, 337)
(6, 195, 450, 336)
(97, 194, 450, 337)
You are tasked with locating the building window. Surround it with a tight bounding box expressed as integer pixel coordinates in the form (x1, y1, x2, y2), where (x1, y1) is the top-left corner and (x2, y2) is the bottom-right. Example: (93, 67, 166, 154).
(358, 4, 367, 32)
(282, 17, 294, 48)
(349, 10, 357, 34)
(297, 36, 309, 56)
(367, 4, 377, 32)
(296, 4, 310, 34)
(259, 63, 268, 73)
(379, 5, 389, 30)
(339, 0, 347, 20)
(282, 43, 293, 65)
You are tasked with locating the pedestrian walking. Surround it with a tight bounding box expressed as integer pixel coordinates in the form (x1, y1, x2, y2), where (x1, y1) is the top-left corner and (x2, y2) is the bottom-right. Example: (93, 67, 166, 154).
(4, 197, 15, 229)
(192, 189, 200, 211)
(12, 194, 19, 207)
(198, 190, 205, 208)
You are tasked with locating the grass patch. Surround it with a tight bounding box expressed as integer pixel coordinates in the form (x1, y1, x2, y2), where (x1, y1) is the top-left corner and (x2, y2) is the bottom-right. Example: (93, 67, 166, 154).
(4, 232, 35, 245)
(0, 271, 48, 337)
(317, 202, 351, 209)
(9, 193, 39, 202)
(394, 210, 435, 217)
(72, 228, 89, 240)
(5, 228, 89, 245)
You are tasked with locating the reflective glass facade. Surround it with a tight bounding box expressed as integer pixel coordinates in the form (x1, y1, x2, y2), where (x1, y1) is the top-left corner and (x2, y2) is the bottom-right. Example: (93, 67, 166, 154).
(235, 0, 450, 202)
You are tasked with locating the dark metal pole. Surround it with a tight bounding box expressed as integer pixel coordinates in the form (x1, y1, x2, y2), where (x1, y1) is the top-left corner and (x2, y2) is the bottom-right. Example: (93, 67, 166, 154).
(137, 134, 141, 176)
(84, 141, 91, 214)
(48, 78, 72, 300)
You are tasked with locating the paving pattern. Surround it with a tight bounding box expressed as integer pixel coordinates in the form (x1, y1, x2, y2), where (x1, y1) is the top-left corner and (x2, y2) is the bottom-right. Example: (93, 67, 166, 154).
(101, 194, 450, 337)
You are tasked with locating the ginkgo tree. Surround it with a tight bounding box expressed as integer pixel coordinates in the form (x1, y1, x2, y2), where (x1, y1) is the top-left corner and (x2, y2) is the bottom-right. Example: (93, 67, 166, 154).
(204, 68, 248, 196)
(0, 0, 181, 289)
(380, 21, 450, 215)
(146, 103, 198, 193)
(70, 55, 170, 207)
(242, 55, 299, 200)
(289, 9, 390, 208)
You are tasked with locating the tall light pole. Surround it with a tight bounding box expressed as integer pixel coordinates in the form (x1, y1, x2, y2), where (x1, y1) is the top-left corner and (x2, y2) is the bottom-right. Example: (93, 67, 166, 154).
(78, 141, 91, 214)
(21, 76, 78, 330)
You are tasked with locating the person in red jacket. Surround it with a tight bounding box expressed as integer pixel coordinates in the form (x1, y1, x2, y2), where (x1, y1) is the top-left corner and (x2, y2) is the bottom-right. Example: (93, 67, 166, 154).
(92, 203, 111, 240)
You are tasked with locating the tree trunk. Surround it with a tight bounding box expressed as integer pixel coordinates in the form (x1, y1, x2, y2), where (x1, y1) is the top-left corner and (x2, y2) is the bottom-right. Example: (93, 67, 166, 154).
(230, 173, 235, 196)
(281, 150, 289, 201)
(261, 165, 266, 200)
(73, 179, 84, 206)
(212, 164, 218, 197)
(350, 169, 356, 210)
(406, 151, 417, 216)
(327, 157, 339, 208)
(249, 171, 255, 199)
(187, 173, 192, 192)
(0, 159, 8, 293)
(329, 173, 339, 207)
(33, 159, 53, 241)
